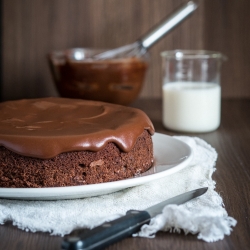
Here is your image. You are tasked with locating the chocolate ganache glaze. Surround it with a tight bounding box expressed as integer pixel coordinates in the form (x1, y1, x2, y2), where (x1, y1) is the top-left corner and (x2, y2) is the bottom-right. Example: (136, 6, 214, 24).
(0, 97, 154, 159)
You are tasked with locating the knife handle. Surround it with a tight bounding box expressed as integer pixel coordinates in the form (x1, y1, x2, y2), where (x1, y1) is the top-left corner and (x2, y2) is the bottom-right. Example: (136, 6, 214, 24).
(61, 210, 151, 250)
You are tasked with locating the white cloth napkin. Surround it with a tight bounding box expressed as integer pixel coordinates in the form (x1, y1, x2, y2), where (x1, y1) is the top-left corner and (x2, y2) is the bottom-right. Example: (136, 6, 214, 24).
(0, 136, 236, 242)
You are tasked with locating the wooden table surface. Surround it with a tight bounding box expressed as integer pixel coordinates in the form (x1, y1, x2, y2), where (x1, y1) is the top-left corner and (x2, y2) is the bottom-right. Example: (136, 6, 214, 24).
(0, 99, 250, 250)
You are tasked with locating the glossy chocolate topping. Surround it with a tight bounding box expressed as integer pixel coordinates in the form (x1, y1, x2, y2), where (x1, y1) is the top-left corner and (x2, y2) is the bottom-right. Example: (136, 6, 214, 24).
(0, 97, 154, 159)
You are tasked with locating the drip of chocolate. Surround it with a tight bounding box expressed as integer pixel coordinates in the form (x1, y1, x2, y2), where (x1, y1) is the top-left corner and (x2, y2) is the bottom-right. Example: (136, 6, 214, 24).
(0, 97, 154, 159)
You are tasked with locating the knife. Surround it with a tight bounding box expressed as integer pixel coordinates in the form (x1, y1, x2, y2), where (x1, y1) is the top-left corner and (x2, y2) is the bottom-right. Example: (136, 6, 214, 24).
(62, 187, 208, 250)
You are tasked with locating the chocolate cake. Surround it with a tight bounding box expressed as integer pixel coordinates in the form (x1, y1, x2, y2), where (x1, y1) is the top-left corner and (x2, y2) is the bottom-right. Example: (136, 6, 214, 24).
(0, 97, 154, 188)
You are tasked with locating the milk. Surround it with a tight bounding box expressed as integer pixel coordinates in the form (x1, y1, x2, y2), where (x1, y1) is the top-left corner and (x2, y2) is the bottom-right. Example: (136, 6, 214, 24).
(162, 82, 221, 132)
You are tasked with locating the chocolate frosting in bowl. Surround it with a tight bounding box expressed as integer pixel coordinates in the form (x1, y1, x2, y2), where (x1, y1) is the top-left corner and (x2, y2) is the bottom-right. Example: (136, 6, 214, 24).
(0, 97, 154, 159)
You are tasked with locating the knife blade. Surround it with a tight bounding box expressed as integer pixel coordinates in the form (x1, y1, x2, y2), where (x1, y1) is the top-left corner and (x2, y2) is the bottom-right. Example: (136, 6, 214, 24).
(61, 187, 208, 250)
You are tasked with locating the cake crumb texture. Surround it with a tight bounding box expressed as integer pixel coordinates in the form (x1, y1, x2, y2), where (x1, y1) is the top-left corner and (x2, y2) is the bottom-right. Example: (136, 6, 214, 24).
(0, 130, 153, 188)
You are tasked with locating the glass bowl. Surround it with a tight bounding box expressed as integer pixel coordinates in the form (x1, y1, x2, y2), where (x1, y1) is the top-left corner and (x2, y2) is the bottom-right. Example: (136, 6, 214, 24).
(48, 48, 148, 105)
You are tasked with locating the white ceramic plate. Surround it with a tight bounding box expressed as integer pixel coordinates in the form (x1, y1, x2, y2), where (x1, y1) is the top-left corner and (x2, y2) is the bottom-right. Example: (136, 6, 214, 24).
(0, 133, 192, 200)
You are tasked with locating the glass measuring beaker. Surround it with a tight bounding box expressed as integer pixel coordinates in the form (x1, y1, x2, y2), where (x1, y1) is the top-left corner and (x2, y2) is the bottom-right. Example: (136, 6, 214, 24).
(161, 50, 226, 133)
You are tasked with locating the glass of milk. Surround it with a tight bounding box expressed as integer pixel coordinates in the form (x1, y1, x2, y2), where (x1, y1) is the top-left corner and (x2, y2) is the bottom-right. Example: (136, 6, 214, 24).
(161, 50, 226, 133)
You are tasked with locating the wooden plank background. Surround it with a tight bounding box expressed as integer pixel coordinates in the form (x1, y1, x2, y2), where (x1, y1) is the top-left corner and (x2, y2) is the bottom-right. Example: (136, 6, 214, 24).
(2, 0, 250, 101)
(203, 0, 250, 99)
